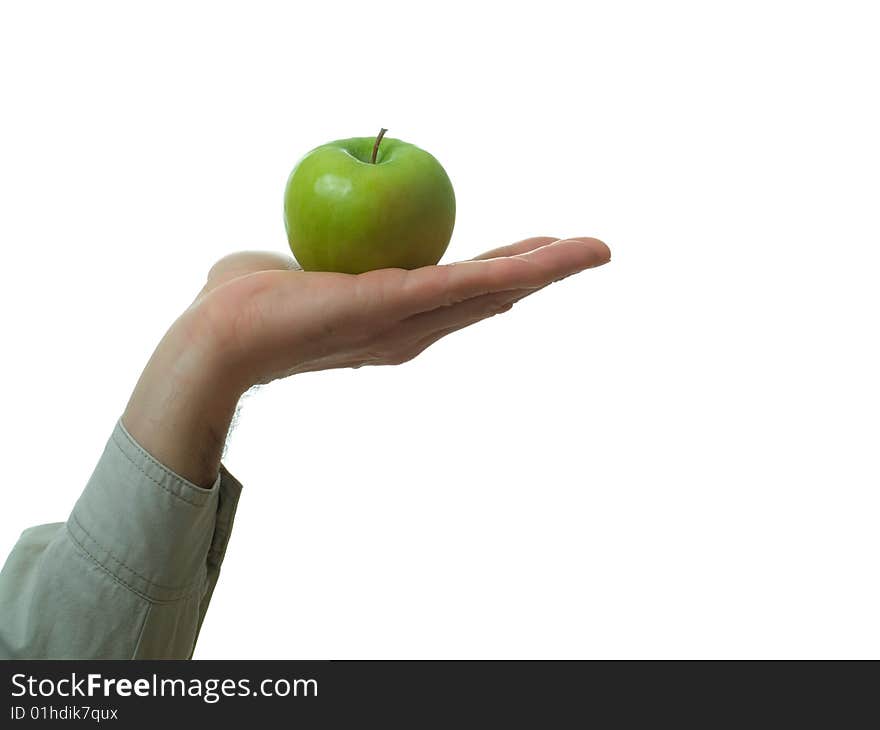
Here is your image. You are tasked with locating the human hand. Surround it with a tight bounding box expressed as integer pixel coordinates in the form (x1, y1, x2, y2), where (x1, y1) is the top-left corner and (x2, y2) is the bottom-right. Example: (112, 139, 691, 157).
(122, 237, 610, 486)
(194, 235, 610, 383)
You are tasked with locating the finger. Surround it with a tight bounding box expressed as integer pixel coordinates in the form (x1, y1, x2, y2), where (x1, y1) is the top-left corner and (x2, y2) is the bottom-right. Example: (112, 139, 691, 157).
(208, 251, 299, 282)
(466, 236, 561, 261)
(388, 237, 610, 318)
(198, 251, 300, 299)
(395, 287, 532, 341)
(396, 302, 517, 364)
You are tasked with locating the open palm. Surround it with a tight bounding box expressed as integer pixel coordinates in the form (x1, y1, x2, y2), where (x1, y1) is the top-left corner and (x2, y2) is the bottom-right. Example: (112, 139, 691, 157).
(192, 236, 610, 387)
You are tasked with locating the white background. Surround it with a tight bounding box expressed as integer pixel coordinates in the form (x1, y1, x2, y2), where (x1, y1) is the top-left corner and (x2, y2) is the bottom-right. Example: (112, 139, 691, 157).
(1, 1, 877, 659)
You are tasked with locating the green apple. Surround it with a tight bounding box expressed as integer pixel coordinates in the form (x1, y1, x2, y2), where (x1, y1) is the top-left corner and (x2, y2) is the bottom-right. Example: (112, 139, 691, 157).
(283, 129, 456, 274)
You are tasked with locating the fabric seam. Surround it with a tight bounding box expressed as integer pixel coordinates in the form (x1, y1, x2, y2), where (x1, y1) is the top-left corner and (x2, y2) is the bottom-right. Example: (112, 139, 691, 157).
(68, 512, 196, 593)
(109, 435, 209, 508)
(64, 525, 202, 606)
(116, 420, 217, 495)
(130, 602, 153, 660)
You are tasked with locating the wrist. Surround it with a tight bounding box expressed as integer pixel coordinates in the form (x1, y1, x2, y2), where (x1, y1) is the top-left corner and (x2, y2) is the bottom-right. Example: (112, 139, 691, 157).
(122, 306, 249, 488)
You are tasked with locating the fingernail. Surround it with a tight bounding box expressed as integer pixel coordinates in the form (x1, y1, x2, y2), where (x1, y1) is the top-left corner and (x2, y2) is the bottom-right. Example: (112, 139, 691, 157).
(564, 237, 611, 263)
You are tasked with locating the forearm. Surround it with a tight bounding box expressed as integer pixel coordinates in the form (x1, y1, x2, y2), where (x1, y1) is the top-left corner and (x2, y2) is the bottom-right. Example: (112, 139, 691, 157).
(121, 308, 248, 488)
(123, 235, 611, 488)
(0, 419, 243, 659)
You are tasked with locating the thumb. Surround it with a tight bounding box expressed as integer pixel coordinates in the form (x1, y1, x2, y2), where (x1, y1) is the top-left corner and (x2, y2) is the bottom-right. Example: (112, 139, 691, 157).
(195, 251, 301, 301)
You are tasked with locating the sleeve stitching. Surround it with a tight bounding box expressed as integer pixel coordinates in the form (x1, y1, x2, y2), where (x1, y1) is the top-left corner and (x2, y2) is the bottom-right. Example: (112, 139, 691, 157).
(69, 512, 198, 593)
(64, 525, 202, 606)
(117, 420, 216, 493)
(110, 436, 207, 508)
(130, 602, 152, 660)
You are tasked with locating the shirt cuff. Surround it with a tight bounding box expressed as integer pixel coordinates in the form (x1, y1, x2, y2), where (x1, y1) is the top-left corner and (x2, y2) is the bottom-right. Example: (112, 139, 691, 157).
(66, 419, 242, 604)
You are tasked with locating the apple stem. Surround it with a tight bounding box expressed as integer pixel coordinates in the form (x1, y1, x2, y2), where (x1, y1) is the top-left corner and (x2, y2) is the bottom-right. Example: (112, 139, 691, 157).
(370, 128, 388, 164)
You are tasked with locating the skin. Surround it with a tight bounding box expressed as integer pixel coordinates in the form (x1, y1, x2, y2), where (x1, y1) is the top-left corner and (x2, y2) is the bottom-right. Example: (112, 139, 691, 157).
(284, 136, 456, 273)
(122, 236, 611, 488)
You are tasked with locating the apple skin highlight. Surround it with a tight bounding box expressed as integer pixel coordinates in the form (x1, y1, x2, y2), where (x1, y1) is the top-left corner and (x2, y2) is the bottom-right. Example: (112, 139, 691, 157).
(284, 133, 456, 274)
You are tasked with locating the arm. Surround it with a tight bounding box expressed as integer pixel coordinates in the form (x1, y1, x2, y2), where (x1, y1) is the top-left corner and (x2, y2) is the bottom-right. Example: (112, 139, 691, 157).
(123, 237, 610, 486)
(0, 422, 242, 659)
(0, 236, 609, 659)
